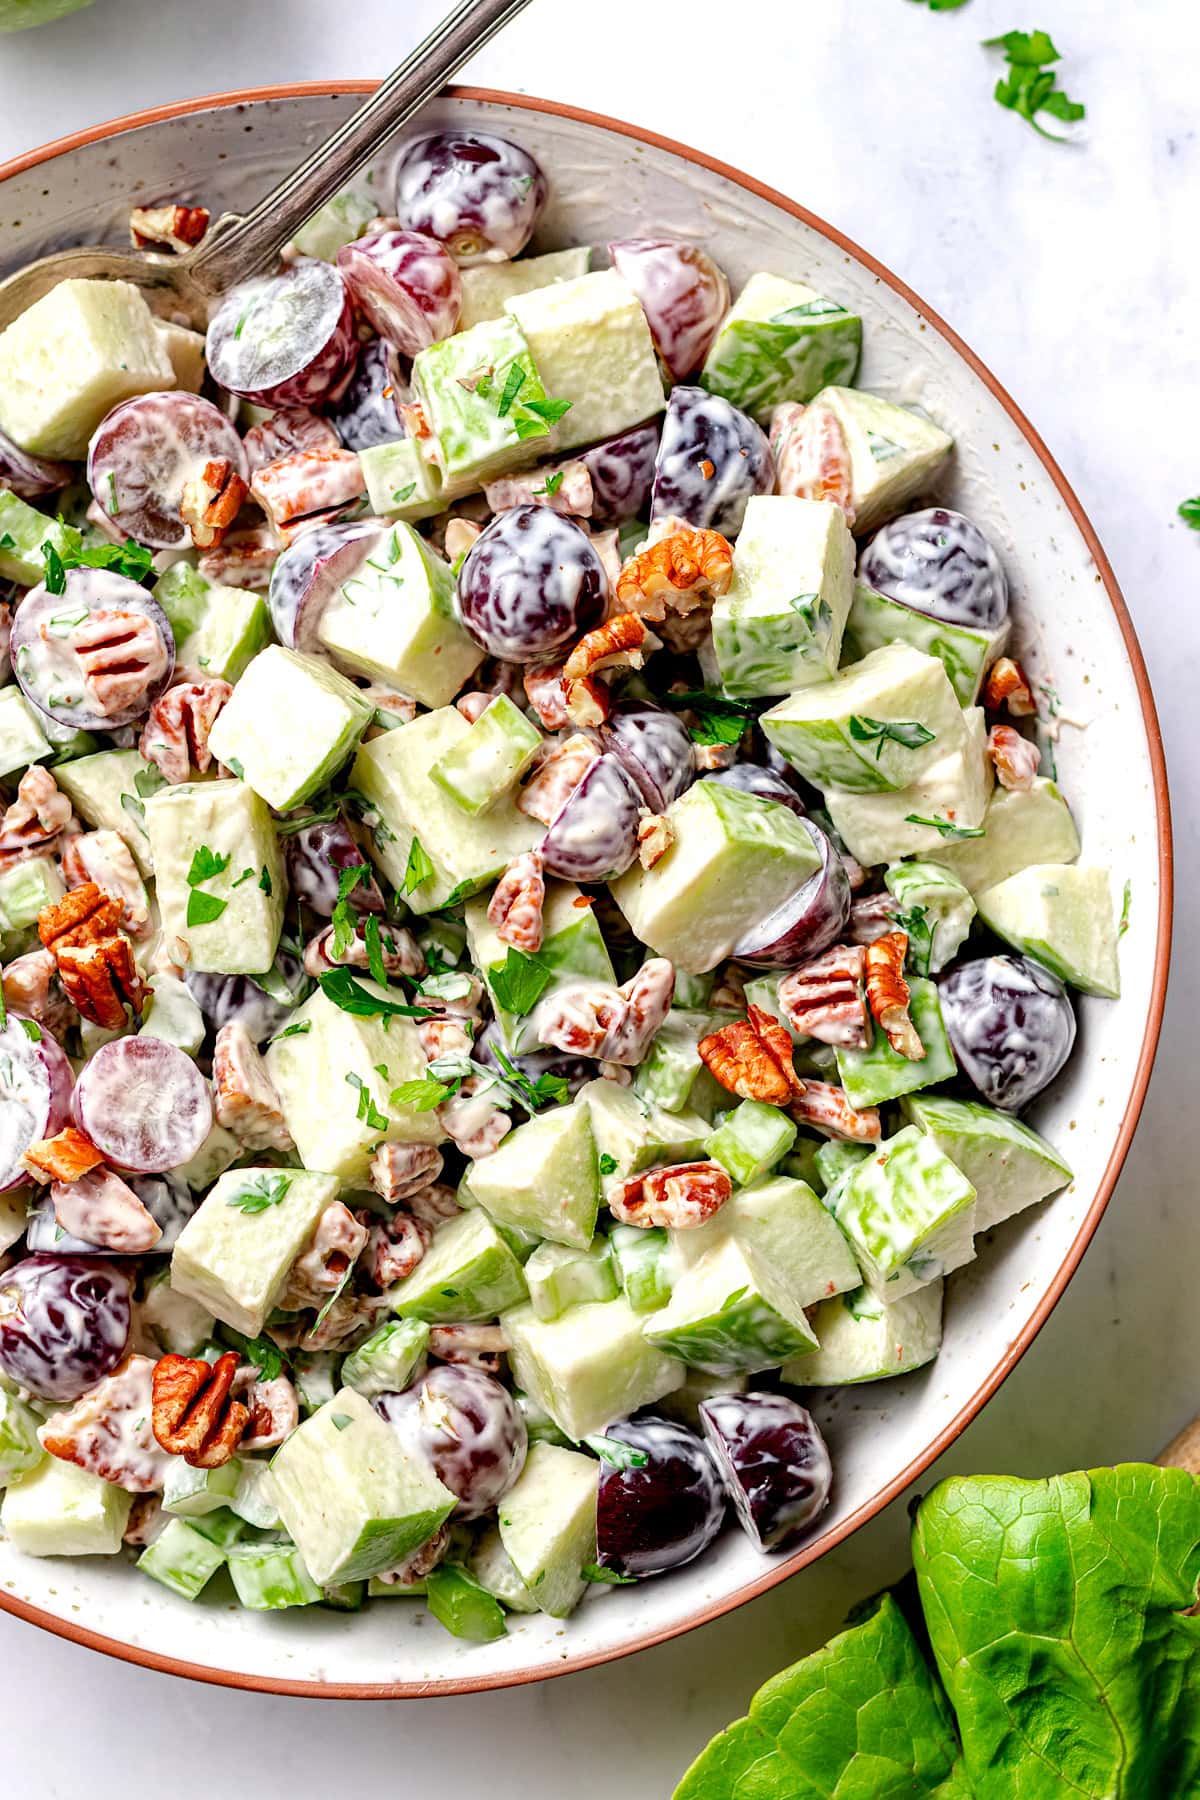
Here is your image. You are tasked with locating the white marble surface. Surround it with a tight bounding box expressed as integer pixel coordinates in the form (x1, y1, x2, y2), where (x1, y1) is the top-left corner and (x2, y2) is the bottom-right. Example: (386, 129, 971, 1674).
(0, 0, 1195, 1793)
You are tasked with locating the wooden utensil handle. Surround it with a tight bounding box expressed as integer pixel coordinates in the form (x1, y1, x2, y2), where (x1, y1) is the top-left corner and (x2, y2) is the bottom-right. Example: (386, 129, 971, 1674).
(1156, 1417, 1200, 1475)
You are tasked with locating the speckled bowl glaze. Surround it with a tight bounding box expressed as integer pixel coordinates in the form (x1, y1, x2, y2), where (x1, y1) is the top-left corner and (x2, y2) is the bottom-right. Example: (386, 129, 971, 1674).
(0, 84, 1172, 1699)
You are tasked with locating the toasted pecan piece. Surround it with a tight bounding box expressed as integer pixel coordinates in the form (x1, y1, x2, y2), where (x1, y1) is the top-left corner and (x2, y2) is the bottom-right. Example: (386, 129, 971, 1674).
(983, 655, 1036, 717)
(152, 1351, 249, 1469)
(22, 1125, 102, 1185)
(608, 1161, 732, 1230)
(615, 524, 733, 621)
(699, 1004, 806, 1105)
(38, 882, 147, 1029)
(865, 931, 925, 1060)
(789, 1081, 882, 1143)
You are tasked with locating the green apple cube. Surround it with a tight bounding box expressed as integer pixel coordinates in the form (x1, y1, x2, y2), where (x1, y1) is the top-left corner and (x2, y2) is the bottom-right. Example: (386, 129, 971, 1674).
(1, 1456, 132, 1555)
(824, 706, 992, 867)
(144, 778, 284, 976)
(358, 437, 453, 523)
(825, 1126, 976, 1300)
(808, 386, 954, 536)
(609, 1224, 674, 1314)
(900, 1092, 1071, 1233)
(162, 1455, 242, 1518)
(459, 247, 591, 330)
(503, 1295, 685, 1440)
(0, 278, 175, 458)
(467, 1101, 598, 1250)
(389, 1207, 528, 1322)
(526, 1239, 618, 1321)
(430, 695, 542, 815)
(633, 1008, 736, 1119)
(922, 776, 1081, 895)
(413, 314, 549, 486)
(783, 1280, 944, 1386)
(182, 1505, 245, 1550)
(716, 1174, 862, 1307)
(171, 1122, 243, 1194)
(700, 272, 862, 417)
(644, 1234, 818, 1374)
(227, 1542, 322, 1611)
(140, 1270, 215, 1356)
(884, 860, 976, 975)
(580, 1079, 710, 1192)
(341, 1318, 431, 1400)
(137, 972, 206, 1056)
(0, 854, 63, 932)
(268, 1388, 456, 1586)
(0, 685, 51, 778)
(292, 186, 376, 260)
(318, 522, 483, 706)
(171, 1167, 339, 1336)
(152, 563, 271, 685)
(705, 1100, 797, 1187)
(465, 880, 614, 1053)
(264, 984, 442, 1182)
(814, 1138, 871, 1193)
(230, 1460, 281, 1529)
(0, 491, 79, 586)
(497, 1441, 598, 1619)
(845, 582, 1009, 706)
(351, 708, 541, 913)
(0, 1389, 43, 1483)
(976, 863, 1120, 998)
(468, 1522, 540, 1614)
(835, 977, 957, 1108)
(137, 1517, 227, 1600)
(658, 1369, 748, 1431)
(506, 269, 666, 452)
(54, 747, 159, 874)
(155, 320, 207, 395)
(712, 496, 854, 699)
(610, 781, 822, 974)
(761, 643, 966, 795)
(424, 1561, 507, 1641)
(207, 647, 373, 811)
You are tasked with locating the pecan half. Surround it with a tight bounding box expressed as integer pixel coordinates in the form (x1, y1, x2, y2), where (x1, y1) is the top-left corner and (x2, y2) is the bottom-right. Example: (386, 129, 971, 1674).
(359, 1209, 429, 1286)
(487, 849, 545, 953)
(699, 1004, 806, 1104)
(22, 1124, 103, 1184)
(197, 525, 278, 590)
(608, 1161, 732, 1230)
(281, 1202, 368, 1310)
(636, 810, 674, 870)
(779, 946, 871, 1050)
(417, 1015, 473, 1064)
(0, 766, 72, 867)
(517, 732, 598, 823)
(438, 1077, 511, 1159)
(456, 691, 492, 724)
(51, 1168, 162, 1255)
(987, 723, 1040, 792)
(615, 524, 733, 622)
(406, 1181, 460, 1232)
(243, 408, 339, 477)
(42, 1354, 172, 1492)
(38, 882, 147, 1028)
(789, 1081, 882, 1143)
(213, 1020, 294, 1152)
(60, 829, 150, 936)
(428, 1322, 509, 1373)
(369, 1141, 445, 1205)
(865, 931, 925, 1060)
(250, 447, 365, 542)
(536, 959, 675, 1066)
(130, 203, 210, 253)
(71, 609, 170, 718)
(523, 661, 570, 730)
(769, 401, 854, 523)
(483, 460, 593, 517)
(123, 1494, 166, 1547)
(151, 1351, 249, 1469)
(562, 612, 654, 726)
(139, 678, 233, 784)
(181, 457, 249, 550)
(983, 655, 1036, 717)
(236, 1373, 300, 1451)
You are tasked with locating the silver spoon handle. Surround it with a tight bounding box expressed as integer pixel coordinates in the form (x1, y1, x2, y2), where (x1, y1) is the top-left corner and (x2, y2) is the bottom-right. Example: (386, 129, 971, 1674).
(186, 0, 534, 296)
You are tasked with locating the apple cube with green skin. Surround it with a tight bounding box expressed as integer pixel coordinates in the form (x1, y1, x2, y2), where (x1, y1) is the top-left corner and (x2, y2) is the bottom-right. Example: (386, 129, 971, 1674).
(138, 1518, 228, 1601)
(468, 1523, 540, 1614)
(230, 1461, 281, 1530)
(144, 778, 285, 976)
(700, 272, 862, 418)
(845, 582, 1010, 707)
(884, 860, 976, 975)
(525, 1239, 618, 1320)
(459, 247, 591, 330)
(919, 776, 1080, 895)
(137, 973, 206, 1056)
(633, 1007, 737, 1119)
(388, 1208, 528, 1323)
(644, 1234, 819, 1374)
(497, 1441, 598, 1619)
(207, 646, 374, 812)
(292, 187, 376, 260)
(712, 496, 854, 699)
(0, 685, 51, 780)
(824, 706, 992, 868)
(162, 1457, 242, 1518)
(0, 1388, 42, 1483)
(0, 854, 63, 932)
(610, 780, 822, 975)
(835, 977, 957, 1109)
(318, 522, 483, 707)
(808, 386, 954, 536)
(783, 1280, 944, 1386)
(506, 269, 666, 453)
(706, 1100, 797, 1187)
(413, 314, 550, 487)
(1, 1456, 132, 1555)
(264, 984, 443, 1183)
(976, 863, 1120, 998)
(467, 1100, 599, 1250)
(900, 1092, 1072, 1233)
(152, 563, 272, 684)
(268, 1389, 457, 1587)
(358, 437, 456, 523)
(430, 694, 542, 816)
(503, 1294, 685, 1440)
(608, 1224, 674, 1313)
(171, 1168, 339, 1337)
(0, 278, 175, 458)
(761, 643, 966, 795)
(0, 491, 77, 586)
(352, 708, 541, 914)
(825, 1126, 976, 1301)
(340, 1318, 431, 1400)
(53, 747, 159, 874)
(715, 1174, 862, 1307)
(580, 1079, 710, 1193)
(465, 880, 614, 1053)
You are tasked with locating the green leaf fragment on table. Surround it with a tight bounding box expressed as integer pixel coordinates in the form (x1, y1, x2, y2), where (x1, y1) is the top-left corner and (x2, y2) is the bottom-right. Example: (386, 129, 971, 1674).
(1178, 497, 1200, 529)
(984, 29, 1085, 139)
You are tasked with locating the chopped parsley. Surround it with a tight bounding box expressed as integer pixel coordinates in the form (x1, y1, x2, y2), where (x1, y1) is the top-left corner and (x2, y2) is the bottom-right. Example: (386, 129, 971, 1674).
(274, 800, 341, 838)
(241, 1335, 285, 1380)
(894, 903, 934, 977)
(403, 835, 435, 895)
(581, 1563, 637, 1585)
(318, 967, 432, 1021)
(598, 1153, 618, 1177)
(187, 845, 231, 887)
(19, 1018, 41, 1043)
(490, 1044, 569, 1114)
(363, 913, 388, 986)
(984, 29, 1085, 139)
(345, 1071, 390, 1132)
(848, 715, 936, 759)
(259, 866, 273, 896)
(487, 946, 553, 1017)
(584, 1435, 648, 1470)
(231, 868, 255, 889)
(133, 766, 167, 799)
(496, 363, 527, 417)
(41, 530, 154, 593)
(330, 862, 371, 959)
(330, 1412, 353, 1432)
(904, 813, 985, 840)
(663, 689, 755, 748)
(392, 483, 417, 504)
(534, 469, 565, 498)
(186, 889, 228, 927)
(391, 1071, 458, 1111)
(269, 1020, 311, 1044)
(226, 1172, 291, 1215)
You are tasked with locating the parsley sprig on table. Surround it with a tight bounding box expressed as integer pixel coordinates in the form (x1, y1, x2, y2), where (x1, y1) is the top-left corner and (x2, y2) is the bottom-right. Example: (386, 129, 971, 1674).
(984, 29, 1086, 138)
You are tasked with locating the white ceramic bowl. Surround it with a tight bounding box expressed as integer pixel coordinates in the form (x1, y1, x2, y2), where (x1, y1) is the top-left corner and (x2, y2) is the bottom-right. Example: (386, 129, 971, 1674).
(0, 84, 1171, 1698)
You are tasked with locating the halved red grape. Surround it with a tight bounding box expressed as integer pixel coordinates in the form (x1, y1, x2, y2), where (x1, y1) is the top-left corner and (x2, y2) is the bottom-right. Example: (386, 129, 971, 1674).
(376, 1364, 527, 1518)
(457, 505, 607, 662)
(600, 701, 694, 814)
(595, 1415, 725, 1578)
(0, 1011, 73, 1191)
(206, 262, 357, 407)
(579, 423, 660, 525)
(394, 132, 546, 263)
(284, 816, 385, 917)
(328, 340, 406, 452)
(705, 762, 805, 816)
(541, 753, 641, 883)
(733, 817, 851, 966)
(337, 229, 461, 354)
(609, 239, 729, 381)
(859, 508, 1009, 630)
(700, 1391, 832, 1551)
(0, 425, 72, 499)
(650, 386, 775, 537)
(72, 1038, 213, 1173)
(11, 568, 175, 731)
(268, 518, 384, 651)
(185, 960, 305, 1045)
(0, 1255, 132, 1401)
(86, 392, 248, 550)
(938, 954, 1075, 1111)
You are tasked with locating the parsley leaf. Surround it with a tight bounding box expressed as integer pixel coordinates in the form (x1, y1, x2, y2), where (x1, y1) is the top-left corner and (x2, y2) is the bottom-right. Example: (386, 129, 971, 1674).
(42, 543, 66, 595)
(330, 1412, 353, 1432)
(894, 903, 934, 978)
(848, 715, 937, 759)
(489, 1044, 569, 1114)
(523, 396, 573, 425)
(41, 530, 154, 593)
(19, 1017, 41, 1043)
(242, 1335, 285, 1380)
(534, 469, 565, 497)
(598, 1153, 618, 1176)
(581, 1563, 637, 1585)
(390, 1072, 458, 1111)
(318, 968, 432, 1020)
(392, 483, 417, 504)
(259, 866, 273, 896)
(269, 1020, 311, 1044)
(345, 1071, 390, 1132)
(403, 835, 435, 895)
(904, 813, 986, 840)
(488, 946, 553, 1017)
(187, 845, 231, 887)
(663, 689, 755, 748)
(364, 913, 388, 986)
(186, 890, 228, 926)
(496, 363, 527, 417)
(584, 1435, 648, 1470)
(1178, 498, 1200, 530)
(985, 29, 1085, 139)
(330, 862, 370, 959)
(226, 1172, 291, 1215)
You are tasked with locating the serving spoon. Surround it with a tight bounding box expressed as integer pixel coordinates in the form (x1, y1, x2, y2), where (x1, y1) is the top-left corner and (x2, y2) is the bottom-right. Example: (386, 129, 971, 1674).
(0, 0, 534, 332)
